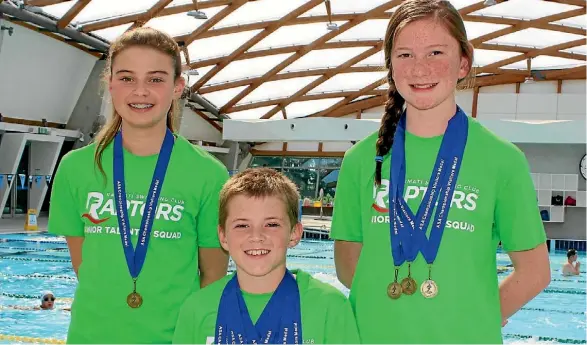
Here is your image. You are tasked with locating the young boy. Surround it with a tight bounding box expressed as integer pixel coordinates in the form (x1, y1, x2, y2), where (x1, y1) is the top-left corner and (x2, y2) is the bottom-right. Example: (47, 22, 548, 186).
(173, 168, 359, 344)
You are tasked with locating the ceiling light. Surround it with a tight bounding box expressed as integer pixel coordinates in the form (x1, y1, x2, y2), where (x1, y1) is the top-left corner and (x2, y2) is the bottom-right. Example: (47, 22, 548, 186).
(187, 10, 208, 20)
(483, 0, 497, 6)
(326, 22, 338, 31)
(186, 69, 199, 76)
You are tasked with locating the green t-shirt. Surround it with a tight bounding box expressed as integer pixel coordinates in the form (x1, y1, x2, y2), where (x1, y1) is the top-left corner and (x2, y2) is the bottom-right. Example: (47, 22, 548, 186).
(172, 269, 360, 344)
(48, 134, 229, 344)
(330, 116, 546, 344)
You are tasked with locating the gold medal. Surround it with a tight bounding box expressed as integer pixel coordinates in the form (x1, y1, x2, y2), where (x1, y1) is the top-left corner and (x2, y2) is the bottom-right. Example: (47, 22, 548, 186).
(401, 277, 417, 295)
(387, 281, 402, 299)
(420, 279, 438, 298)
(127, 292, 143, 308)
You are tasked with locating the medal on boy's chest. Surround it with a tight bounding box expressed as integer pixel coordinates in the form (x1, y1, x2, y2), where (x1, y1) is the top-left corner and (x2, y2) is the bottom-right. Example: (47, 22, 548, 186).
(127, 279, 143, 308)
(383, 107, 468, 300)
(113, 128, 175, 308)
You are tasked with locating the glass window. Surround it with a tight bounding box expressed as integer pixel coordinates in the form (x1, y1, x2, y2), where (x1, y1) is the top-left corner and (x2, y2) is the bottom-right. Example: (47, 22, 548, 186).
(285, 99, 345, 119)
(250, 156, 283, 168)
(240, 76, 321, 105)
(92, 23, 133, 42)
(283, 157, 320, 169)
(42, 2, 76, 19)
(318, 169, 340, 205)
(143, 8, 228, 38)
(284, 47, 372, 72)
(208, 54, 294, 85)
(472, 0, 579, 20)
(73, 0, 161, 24)
(320, 158, 342, 168)
(230, 106, 277, 119)
(464, 22, 509, 41)
(213, 0, 308, 28)
(333, 20, 388, 41)
(283, 168, 318, 200)
(311, 71, 388, 93)
(488, 29, 584, 49)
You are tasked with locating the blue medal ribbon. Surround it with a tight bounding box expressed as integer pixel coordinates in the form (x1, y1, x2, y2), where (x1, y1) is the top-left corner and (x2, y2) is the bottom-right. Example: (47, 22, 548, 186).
(215, 269, 302, 344)
(113, 128, 175, 283)
(389, 106, 468, 266)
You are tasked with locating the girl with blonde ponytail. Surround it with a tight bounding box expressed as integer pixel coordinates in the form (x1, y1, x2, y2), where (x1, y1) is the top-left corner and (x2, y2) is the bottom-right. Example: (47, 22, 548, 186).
(330, 0, 550, 343)
(48, 27, 229, 344)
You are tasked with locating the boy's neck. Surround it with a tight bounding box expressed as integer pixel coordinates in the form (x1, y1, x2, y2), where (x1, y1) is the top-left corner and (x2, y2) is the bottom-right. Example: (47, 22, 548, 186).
(237, 266, 287, 294)
(120, 122, 168, 156)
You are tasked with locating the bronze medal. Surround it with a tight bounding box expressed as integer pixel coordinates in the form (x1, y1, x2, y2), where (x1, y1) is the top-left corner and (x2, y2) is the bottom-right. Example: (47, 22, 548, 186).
(401, 277, 417, 295)
(387, 282, 402, 299)
(127, 292, 143, 308)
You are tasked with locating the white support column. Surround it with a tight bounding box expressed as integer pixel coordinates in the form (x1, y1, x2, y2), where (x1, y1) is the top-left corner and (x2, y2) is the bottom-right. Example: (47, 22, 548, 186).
(0, 133, 27, 213)
(26, 134, 64, 212)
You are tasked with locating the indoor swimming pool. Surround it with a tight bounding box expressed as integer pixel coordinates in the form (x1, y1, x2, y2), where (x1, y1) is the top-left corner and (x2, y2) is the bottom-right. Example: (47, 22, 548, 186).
(0, 232, 585, 344)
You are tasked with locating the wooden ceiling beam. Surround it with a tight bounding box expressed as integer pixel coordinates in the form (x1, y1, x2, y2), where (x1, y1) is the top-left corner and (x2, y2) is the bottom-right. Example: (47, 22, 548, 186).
(186, 105, 223, 132)
(190, 0, 324, 92)
(218, 1, 399, 114)
(310, 78, 387, 117)
(199, 65, 383, 94)
(189, 39, 382, 69)
(184, 0, 247, 46)
(80, 0, 232, 32)
(56, 0, 91, 29)
(25, 0, 71, 6)
(229, 89, 385, 113)
(178, 13, 390, 42)
(259, 44, 383, 119)
(316, 66, 586, 118)
(127, 0, 174, 31)
(316, 95, 386, 118)
(463, 14, 585, 36)
(543, 0, 586, 7)
(480, 38, 585, 72)
(470, 8, 585, 47)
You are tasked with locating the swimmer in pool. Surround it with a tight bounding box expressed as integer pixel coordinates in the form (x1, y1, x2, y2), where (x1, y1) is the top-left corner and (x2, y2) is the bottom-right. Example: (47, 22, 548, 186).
(562, 249, 581, 276)
(5, 291, 70, 311)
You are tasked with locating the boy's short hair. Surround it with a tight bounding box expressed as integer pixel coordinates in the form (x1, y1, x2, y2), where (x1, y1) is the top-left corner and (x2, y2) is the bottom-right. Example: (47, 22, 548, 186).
(219, 168, 300, 229)
(567, 248, 577, 258)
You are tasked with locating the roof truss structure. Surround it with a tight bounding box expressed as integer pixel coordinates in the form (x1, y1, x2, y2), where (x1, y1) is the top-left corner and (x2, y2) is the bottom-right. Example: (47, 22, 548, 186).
(5, 0, 585, 125)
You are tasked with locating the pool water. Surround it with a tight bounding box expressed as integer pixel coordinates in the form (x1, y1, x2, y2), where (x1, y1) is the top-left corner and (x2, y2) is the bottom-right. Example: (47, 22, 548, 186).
(0, 233, 585, 344)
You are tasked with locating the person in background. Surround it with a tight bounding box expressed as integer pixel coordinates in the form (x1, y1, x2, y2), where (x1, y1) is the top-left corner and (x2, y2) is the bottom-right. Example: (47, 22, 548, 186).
(562, 248, 581, 276)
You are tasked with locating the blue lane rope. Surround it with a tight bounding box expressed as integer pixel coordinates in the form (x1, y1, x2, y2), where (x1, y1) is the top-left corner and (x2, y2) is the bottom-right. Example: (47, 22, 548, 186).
(0, 292, 73, 301)
(504, 333, 586, 344)
(0, 272, 76, 281)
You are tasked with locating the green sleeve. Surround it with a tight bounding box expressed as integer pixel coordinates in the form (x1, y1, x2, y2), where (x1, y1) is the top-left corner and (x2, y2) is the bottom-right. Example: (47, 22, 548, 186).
(323, 296, 361, 344)
(330, 152, 363, 242)
(495, 148, 546, 251)
(47, 153, 84, 237)
(172, 301, 197, 344)
(196, 164, 229, 248)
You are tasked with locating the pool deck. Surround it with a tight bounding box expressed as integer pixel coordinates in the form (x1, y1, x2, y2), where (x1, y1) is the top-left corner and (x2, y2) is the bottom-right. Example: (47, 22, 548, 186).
(0, 216, 47, 234)
(0, 215, 331, 235)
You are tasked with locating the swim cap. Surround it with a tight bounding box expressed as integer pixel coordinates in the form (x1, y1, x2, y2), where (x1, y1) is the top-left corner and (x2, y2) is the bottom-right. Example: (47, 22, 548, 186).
(41, 290, 54, 301)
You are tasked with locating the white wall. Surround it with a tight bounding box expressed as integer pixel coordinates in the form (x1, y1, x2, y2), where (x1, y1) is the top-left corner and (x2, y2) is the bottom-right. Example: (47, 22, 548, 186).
(0, 20, 97, 124)
(178, 107, 223, 143)
(251, 80, 586, 152)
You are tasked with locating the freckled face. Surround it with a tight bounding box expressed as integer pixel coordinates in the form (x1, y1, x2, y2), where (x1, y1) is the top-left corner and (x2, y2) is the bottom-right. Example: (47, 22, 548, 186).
(391, 18, 470, 111)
